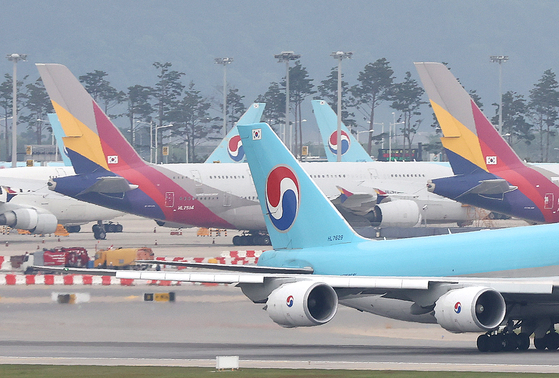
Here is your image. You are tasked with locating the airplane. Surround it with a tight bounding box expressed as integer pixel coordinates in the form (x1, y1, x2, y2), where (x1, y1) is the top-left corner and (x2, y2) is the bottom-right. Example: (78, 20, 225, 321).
(204, 103, 265, 164)
(38, 63, 474, 246)
(0, 165, 124, 238)
(311, 98, 473, 226)
(416, 62, 559, 224)
(118, 121, 559, 352)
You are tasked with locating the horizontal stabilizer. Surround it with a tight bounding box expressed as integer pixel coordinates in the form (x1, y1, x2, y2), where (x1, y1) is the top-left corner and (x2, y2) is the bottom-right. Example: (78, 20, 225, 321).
(138, 260, 314, 274)
(331, 186, 377, 216)
(77, 176, 138, 195)
(465, 179, 518, 196)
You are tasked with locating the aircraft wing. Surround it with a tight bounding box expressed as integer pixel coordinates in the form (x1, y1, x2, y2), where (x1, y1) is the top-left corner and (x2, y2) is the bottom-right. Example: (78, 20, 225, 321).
(116, 270, 557, 295)
(137, 260, 314, 274)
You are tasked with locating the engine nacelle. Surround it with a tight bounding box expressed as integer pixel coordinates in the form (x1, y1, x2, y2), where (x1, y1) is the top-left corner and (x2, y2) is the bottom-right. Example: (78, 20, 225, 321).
(365, 200, 420, 227)
(267, 281, 338, 328)
(434, 286, 506, 333)
(0, 208, 57, 234)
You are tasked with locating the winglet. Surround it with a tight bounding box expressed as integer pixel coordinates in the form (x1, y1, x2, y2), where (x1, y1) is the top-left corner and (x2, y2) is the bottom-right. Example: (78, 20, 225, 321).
(238, 123, 363, 250)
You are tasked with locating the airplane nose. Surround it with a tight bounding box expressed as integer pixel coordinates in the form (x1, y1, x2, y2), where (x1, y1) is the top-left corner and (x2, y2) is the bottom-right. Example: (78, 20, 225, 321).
(47, 179, 56, 191)
(426, 180, 435, 192)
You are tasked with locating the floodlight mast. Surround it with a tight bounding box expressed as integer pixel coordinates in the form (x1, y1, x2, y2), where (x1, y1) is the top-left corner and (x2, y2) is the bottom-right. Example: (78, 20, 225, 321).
(490, 55, 508, 136)
(6, 53, 27, 167)
(215, 57, 233, 138)
(331, 51, 353, 162)
(275, 51, 300, 152)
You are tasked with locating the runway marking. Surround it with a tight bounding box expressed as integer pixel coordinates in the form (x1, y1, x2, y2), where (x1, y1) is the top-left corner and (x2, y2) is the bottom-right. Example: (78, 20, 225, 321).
(0, 356, 557, 373)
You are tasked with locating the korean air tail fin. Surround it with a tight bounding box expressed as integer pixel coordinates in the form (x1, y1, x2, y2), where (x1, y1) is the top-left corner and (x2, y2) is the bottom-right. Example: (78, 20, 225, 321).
(47, 113, 72, 166)
(204, 103, 265, 163)
(238, 123, 364, 250)
(37, 64, 145, 175)
(414, 62, 526, 176)
(312, 100, 372, 162)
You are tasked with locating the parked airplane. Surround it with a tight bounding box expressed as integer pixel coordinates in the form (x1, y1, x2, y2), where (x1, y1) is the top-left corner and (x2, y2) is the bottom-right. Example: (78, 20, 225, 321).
(416, 62, 559, 224)
(119, 122, 559, 352)
(0, 166, 124, 238)
(38, 63, 473, 246)
(312, 98, 472, 225)
(204, 103, 265, 164)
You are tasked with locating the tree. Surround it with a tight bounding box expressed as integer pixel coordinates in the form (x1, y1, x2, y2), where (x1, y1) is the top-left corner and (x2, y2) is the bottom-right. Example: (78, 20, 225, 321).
(284, 61, 314, 156)
(388, 71, 425, 160)
(225, 87, 246, 130)
(21, 78, 53, 145)
(152, 62, 185, 162)
(168, 81, 216, 163)
(0, 74, 27, 161)
(255, 82, 285, 132)
(316, 66, 355, 130)
(491, 91, 533, 148)
(126, 84, 153, 155)
(351, 58, 394, 155)
(529, 69, 559, 162)
(79, 70, 125, 117)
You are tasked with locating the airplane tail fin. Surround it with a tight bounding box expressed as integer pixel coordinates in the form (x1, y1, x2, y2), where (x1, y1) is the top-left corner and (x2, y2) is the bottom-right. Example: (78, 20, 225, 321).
(414, 62, 526, 176)
(37, 64, 144, 175)
(47, 113, 72, 167)
(204, 103, 265, 163)
(312, 100, 372, 162)
(238, 123, 363, 250)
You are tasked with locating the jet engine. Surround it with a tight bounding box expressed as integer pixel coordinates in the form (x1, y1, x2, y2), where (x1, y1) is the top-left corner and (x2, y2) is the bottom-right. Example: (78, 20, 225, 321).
(434, 286, 506, 333)
(365, 200, 420, 227)
(266, 281, 338, 327)
(0, 208, 58, 234)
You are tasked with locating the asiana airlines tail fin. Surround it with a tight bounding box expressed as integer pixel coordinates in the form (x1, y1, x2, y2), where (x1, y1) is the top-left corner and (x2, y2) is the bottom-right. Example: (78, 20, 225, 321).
(37, 63, 145, 175)
(414, 62, 526, 176)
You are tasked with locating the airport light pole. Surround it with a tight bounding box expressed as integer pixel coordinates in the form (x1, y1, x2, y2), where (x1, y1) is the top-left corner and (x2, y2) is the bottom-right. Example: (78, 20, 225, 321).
(215, 57, 233, 138)
(331, 51, 353, 162)
(390, 112, 404, 161)
(155, 123, 173, 164)
(490, 55, 508, 136)
(275, 51, 300, 151)
(6, 53, 26, 167)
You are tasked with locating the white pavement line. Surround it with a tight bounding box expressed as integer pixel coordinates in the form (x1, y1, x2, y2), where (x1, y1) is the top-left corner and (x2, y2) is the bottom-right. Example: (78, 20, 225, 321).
(0, 357, 558, 372)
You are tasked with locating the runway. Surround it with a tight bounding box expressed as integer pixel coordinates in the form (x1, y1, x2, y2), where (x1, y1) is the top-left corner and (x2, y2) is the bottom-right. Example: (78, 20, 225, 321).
(0, 216, 557, 372)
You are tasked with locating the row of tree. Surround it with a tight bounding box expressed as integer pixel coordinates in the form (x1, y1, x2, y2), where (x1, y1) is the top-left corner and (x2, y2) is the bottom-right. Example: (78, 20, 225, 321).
(0, 59, 558, 162)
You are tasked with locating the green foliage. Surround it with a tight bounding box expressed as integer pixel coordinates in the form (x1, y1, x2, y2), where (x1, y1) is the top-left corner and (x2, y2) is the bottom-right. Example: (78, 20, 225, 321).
(256, 81, 285, 131)
(20, 78, 53, 145)
(491, 91, 534, 147)
(529, 68, 559, 162)
(388, 71, 426, 160)
(351, 58, 394, 154)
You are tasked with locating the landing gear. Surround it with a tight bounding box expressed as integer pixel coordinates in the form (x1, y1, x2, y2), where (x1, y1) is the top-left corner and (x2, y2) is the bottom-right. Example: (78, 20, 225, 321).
(477, 331, 530, 352)
(232, 231, 271, 246)
(92, 221, 123, 240)
(534, 331, 559, 351)
(65, 225, 81, 233)
(92, 223, 106, 240)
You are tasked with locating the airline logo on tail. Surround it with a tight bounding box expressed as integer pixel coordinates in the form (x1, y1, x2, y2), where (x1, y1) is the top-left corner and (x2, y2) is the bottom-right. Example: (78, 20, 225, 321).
(227, 135, 244, 162)
(265, 165, 299, 232)
(328, 130, 350, 155)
